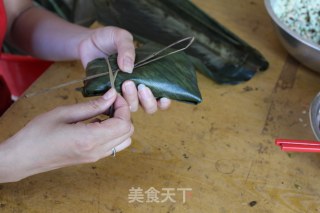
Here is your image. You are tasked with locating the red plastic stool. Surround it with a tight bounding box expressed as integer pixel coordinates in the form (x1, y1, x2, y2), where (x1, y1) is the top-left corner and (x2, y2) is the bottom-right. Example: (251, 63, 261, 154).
(0, 53, 53, 114)
(0, 53, 53, 97)
(0, 75, 12, 116)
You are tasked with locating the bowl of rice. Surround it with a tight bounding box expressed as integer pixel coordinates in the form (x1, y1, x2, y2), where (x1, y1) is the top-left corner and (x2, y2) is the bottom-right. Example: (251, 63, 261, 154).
(264, 0, 320, 72)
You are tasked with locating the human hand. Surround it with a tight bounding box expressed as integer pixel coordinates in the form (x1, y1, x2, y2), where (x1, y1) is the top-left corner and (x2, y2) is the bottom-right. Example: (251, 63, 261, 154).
(0, 89, 133, 182)
(5, 1, 170, 112)
(78, 26, 171, 113)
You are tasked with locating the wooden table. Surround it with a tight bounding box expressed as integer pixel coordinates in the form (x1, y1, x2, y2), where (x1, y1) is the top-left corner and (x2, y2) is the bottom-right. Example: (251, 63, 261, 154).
(1, 0, 320, 212)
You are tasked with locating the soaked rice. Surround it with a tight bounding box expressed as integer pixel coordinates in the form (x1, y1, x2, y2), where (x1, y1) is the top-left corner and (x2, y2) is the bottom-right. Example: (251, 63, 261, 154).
(273, 0, 320, 45)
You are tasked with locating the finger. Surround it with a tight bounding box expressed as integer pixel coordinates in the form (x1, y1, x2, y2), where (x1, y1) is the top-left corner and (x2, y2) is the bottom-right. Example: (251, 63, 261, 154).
(90, 27, 122, 55)
(69, 122, 133, 162)
(53, 88, 117, 123)
(157, 98, 171, 110)
(96, 123, 133, 148)
(103, 138, 132, 158)
(138, 84, 157, 114)
(113, 30, 135, 73)
(112, 94, 132, 121)
(79, 38, 105, 68)
(74, 119, 134, 149)
(91, 27, 135, 73)
(115, 35, 135, 73)
(79, 28, 107, 68)
(77, 95, 133, 143)
(122, 81, 139, 112)
(80, 27, 135, 70)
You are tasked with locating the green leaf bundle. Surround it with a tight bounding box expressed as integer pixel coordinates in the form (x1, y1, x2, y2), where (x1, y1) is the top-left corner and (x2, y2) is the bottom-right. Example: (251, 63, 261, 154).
(93, 0, 269, 84)
(82, 42, 202, 104)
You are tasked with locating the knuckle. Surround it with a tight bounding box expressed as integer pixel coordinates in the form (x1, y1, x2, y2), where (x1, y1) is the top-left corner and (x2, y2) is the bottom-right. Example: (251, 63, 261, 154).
(88, 99, 104, 112)
(127, 95, 138, 104)
(117, 120, 134, 135)
(123, 86, 137, 100)
(28, 114, 44, 125)
(48, 106, 69, 119)
(131, 102, 139, 111)
(113, 28, 134, 46)
(72, 128, 96, 153)
(143, 102, 157, 114)
(115, 28, 133, 40)
(74, 138, 95, 153)
(72, 136, 102, 163)
(78, 38, 89, 54)
(46, 106, 63, 117)
(28, 106, 64, 125)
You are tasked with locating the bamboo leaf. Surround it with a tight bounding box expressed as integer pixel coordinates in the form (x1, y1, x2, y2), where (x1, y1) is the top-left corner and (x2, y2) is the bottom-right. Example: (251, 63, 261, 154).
(93, 0, 269, 84)
(82, 42, 202, 104)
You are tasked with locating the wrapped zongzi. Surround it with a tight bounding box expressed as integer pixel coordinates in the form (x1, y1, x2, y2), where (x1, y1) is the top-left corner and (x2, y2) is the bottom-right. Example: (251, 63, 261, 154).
(82, 42, 202, 104)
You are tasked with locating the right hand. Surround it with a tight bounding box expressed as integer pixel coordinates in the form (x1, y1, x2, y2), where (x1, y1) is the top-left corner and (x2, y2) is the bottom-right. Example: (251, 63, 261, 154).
(78, 26, 171, 114)
(0, 88, 133, 182)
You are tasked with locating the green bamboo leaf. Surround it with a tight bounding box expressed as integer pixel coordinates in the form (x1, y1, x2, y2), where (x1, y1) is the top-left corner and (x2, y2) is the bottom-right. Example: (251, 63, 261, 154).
(93, 0, 269, 84)
(82, 42, 202, 105)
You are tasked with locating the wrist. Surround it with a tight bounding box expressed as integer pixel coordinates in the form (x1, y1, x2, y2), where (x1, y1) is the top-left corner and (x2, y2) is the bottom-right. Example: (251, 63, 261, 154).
(72, 28, 95, 60)
(0, 138, 25, 183)
(0, 129, 40, 183)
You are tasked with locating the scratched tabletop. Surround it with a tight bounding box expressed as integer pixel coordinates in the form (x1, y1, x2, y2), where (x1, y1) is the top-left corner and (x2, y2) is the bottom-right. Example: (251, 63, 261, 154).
(1, 0, 320, 212)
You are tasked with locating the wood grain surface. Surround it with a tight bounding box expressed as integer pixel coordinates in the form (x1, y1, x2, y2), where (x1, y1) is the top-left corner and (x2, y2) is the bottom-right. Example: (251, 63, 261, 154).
(1, 0, 320, 212)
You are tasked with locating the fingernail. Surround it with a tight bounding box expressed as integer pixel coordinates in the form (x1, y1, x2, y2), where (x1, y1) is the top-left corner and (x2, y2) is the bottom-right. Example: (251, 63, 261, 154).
(160, 97, 170, 104)
(123, 56, 133, 73)
(138, 84, 150, 99)
(138, 84, 146, 90)
(102, 88, 116, 100)
(124, 81, 135, 95)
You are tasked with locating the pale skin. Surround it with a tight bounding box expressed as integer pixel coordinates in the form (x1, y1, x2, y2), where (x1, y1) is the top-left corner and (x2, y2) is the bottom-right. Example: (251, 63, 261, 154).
(0, 0, 171, 183)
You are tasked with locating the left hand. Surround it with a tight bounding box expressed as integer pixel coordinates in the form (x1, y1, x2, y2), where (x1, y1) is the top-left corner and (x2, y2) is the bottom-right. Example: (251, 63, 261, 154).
(78, 26, 171, 114)
(6, 0, 170, 113)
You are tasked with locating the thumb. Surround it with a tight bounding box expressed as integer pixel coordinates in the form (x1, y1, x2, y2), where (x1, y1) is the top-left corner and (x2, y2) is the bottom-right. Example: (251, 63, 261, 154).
(54, 88, 117, 123)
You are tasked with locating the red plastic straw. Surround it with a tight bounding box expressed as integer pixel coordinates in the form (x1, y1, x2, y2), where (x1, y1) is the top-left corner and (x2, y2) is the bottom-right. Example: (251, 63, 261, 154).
(275, 139, 320, 152)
